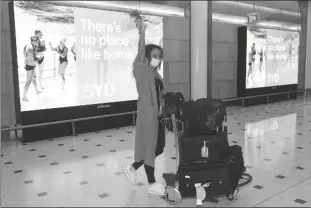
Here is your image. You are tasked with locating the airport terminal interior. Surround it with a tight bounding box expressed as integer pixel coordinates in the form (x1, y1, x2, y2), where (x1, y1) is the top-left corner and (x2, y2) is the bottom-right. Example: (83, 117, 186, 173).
(1, 1, 311, 207)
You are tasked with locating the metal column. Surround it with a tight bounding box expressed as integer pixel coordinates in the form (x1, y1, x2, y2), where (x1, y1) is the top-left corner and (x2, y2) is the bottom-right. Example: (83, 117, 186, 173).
(207, 1, 213, 100)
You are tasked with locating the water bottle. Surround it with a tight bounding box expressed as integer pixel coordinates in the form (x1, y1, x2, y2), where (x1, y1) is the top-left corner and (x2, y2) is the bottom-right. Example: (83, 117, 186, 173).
(201, 141, 209, 158)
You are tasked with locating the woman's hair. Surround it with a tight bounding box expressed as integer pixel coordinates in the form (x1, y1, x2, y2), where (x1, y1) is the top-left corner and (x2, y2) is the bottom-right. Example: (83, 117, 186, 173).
(30, 36, 39, 42)
(35, 30, 42, 35)
(145, 44, 163, 61)
(60, 38, 67, 46)
(145, 44, 163, 71)
(132, 44, 163, 78)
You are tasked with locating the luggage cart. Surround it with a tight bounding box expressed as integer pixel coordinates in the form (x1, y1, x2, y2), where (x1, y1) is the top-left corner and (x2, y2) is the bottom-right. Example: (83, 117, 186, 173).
(161, 113, 183, 205)
(160, 112, 253, 206)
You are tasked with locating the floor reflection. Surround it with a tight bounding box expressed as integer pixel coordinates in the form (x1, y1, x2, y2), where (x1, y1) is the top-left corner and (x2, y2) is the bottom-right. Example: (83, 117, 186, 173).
(1, 98, 311, 207)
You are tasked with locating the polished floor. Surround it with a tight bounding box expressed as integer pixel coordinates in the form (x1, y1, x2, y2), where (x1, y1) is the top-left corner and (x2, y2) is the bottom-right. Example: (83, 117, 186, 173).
(1, 98, 311, 207)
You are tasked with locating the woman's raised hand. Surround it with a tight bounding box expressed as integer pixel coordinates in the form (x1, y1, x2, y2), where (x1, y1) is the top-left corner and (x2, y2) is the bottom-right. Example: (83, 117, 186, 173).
(136, 19, 147, 33)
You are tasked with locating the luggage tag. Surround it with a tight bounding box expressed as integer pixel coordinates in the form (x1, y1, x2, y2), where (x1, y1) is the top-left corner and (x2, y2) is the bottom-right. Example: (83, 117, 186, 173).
(195, 183, 206, 207)
(222, 115, 228, 132)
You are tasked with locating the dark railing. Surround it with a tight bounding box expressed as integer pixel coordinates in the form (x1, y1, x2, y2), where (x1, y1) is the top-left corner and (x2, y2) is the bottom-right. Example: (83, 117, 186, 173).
(1, 88, 309, 134)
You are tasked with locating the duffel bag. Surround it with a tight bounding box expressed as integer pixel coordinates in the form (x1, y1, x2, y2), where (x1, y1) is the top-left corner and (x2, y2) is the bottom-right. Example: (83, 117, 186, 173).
(195, 98, 227, 133)
(180, 129, 229, 164)
(180, 99, 227, 136)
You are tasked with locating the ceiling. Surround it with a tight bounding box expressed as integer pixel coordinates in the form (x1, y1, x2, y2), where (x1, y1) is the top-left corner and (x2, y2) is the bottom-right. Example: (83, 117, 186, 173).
(145, 1, 302, 25)
(212, 1, 301, 24)
(243, 1, 300, 13)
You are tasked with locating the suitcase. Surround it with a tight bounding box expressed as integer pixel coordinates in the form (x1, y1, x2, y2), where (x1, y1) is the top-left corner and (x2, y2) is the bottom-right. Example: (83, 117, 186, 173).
(177, 162, 233, 198)
(180, 99, 227, 137)
(176, 145, 245, 199)
(180, 127, 229, 164)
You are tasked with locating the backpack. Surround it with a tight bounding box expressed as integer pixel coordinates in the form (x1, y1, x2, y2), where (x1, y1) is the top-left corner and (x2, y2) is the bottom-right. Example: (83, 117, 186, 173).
(221, 145, 246, 190)
(160, 92, 185, 132)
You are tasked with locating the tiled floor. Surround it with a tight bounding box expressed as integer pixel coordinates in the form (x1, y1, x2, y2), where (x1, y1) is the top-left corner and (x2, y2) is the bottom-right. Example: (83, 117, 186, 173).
(1, 98, 311, 207)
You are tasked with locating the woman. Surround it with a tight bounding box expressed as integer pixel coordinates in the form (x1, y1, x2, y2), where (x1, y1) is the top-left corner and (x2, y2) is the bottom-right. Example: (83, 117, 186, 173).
(258, 47, 264, 76)
(49, 38, 68, 89)
(122, 20, 166, 196)
(22, 36, 42, 102)
(247, 49, 254, 83)
(35, 30, 46, 90)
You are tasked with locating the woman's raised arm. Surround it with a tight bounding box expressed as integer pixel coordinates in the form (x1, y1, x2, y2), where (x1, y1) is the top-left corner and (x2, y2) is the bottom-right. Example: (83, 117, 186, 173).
(137, 20, 147, 63)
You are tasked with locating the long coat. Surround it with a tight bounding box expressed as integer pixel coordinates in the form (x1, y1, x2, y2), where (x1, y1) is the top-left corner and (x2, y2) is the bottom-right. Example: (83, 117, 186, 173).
(133, 59, 165, 168)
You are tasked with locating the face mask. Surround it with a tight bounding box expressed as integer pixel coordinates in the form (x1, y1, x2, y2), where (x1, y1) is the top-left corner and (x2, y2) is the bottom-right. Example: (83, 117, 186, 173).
(150, 58, 161, 68)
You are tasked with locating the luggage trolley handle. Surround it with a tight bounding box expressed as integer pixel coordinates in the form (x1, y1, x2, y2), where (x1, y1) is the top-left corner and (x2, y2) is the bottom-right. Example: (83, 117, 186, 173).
(159, 112, 184, 171)
(170, 113, 184, 171)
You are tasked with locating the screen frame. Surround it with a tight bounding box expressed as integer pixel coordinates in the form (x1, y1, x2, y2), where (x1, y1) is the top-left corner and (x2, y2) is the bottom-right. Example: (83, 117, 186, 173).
(9, 0, 22, 125)
(9, 1, 141, 142)
(237, 26, 298, 99)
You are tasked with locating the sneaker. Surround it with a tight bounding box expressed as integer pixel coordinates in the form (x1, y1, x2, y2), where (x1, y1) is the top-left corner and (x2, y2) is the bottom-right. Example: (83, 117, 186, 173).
(148, 182, 165, 196)
(122, 165, 137, 186)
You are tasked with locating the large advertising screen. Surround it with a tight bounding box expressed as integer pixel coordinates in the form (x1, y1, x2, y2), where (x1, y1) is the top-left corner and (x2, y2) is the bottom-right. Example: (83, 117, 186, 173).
(13, 2, 163, 111)
(246, 27, 299, 89)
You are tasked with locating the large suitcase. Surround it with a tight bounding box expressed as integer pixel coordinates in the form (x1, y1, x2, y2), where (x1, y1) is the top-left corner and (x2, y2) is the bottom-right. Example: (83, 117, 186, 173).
(180, 99, 227, 137)
(176, 145, 245, 199)
(180, 127, 229, 164)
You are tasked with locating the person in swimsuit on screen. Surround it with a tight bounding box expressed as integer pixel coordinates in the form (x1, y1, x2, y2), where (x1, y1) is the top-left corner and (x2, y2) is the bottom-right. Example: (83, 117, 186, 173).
(22, 36, 42, 102)
(94, 32, 108, 84)
(49, 38, 69, 89)
(71, 41, 76, 62)
(247, 43, 256, 83)
(251, 43, 256, 67)
(258, 47, 264, 76)
(287, 36, 293, 69)
(34, 30, 46, 90)
(122, 20, 166, 196)
(247, 50, 253, 84)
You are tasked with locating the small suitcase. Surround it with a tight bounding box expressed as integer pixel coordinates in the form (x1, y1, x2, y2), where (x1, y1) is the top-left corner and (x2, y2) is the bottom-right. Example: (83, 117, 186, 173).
(177, 162, 234, 198)
(180, 127, 229, 164)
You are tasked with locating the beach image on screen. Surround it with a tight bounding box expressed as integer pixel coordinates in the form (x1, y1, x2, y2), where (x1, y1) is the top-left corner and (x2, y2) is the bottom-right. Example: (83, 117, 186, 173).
(246, 27, 299, 89)
(14, 2, 163, 111)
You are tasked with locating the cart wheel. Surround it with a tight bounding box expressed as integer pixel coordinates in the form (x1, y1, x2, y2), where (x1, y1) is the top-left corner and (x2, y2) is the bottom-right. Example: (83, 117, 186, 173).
(226, 193, 235, 201)
(227, 189, 238, 201)
(164, 186, 182, 205)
